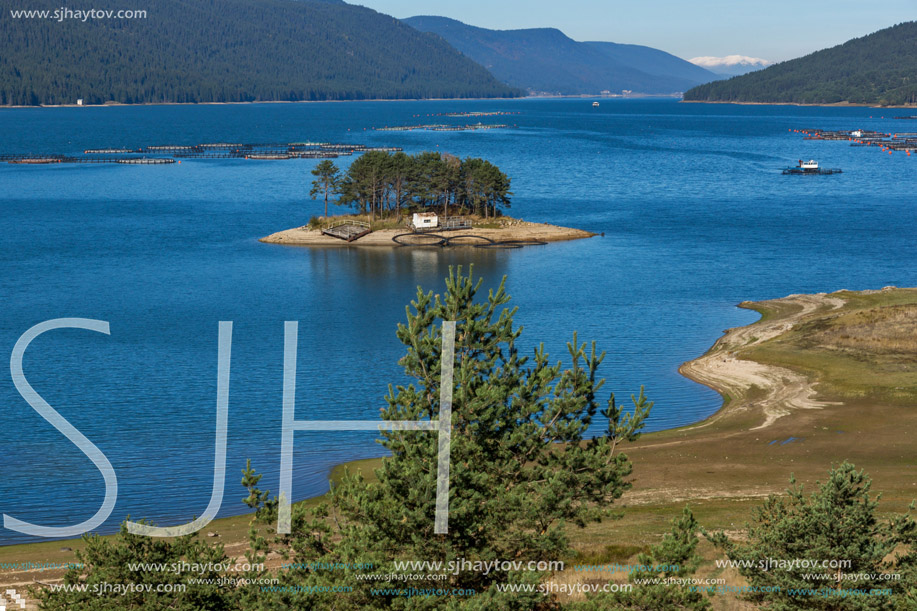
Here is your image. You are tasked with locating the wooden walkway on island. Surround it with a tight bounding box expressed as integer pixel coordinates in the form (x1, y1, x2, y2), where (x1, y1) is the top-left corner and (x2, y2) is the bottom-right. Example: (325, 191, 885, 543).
(321, 220, 372, 242)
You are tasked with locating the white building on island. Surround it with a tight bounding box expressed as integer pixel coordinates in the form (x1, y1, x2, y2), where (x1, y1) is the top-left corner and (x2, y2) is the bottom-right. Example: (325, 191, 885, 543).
(412, 212, 439, 231)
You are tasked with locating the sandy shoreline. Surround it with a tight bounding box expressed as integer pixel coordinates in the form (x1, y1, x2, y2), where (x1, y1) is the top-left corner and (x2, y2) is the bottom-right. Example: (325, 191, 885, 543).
(0, 94, 678, 110)
(260, 220, 596, 247)
(678, 291, 850, 430)
(7, 96, 913, 111)
(0, 96, 524, 110)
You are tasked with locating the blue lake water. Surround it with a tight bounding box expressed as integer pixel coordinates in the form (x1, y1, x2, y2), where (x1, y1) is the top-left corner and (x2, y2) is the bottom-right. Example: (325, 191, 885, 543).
(1, 99, 915, 545)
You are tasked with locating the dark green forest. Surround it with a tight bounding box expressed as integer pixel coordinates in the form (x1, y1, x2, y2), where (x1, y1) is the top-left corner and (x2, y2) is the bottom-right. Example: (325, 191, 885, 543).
(0, 0, 521, 106)
(683, 21, 917, 106)
(322, 151, 512, 221)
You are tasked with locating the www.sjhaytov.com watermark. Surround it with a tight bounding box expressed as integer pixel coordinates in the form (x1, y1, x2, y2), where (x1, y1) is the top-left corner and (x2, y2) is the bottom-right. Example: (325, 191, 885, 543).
(9, 8, 147, 21)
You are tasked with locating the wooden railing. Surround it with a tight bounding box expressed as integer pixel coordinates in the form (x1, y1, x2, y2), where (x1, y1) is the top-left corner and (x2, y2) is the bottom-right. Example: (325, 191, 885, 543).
(323, 220, 370, 231)
(442, 217, 473, 230)
(411, 217, 473, 232)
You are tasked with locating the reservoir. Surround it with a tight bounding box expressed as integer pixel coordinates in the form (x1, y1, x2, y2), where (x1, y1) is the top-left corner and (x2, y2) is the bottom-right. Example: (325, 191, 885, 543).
(1, 98, 915, 545)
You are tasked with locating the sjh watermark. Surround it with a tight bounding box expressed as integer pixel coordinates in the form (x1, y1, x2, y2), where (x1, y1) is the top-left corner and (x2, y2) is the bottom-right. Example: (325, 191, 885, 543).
(5, 319, 457, 539)
(8, 7, 147, 22)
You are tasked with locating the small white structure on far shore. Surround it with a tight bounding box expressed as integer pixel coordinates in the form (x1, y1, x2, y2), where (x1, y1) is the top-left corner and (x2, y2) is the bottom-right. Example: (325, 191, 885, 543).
(76, 99, 84, 106)
(412, 212, 439, 230)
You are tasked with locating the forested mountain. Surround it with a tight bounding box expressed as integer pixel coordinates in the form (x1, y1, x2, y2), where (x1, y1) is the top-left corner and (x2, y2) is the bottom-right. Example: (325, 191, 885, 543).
(584, 42, 720, 84)
(0, 0, 520, 106)
(402, 16, 717, 95)
(684, 22, 917, 106)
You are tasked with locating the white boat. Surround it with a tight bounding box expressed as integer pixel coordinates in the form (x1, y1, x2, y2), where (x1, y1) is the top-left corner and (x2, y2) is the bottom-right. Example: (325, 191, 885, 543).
(782, 159, 842, 175)
(592, 101, 599, 107)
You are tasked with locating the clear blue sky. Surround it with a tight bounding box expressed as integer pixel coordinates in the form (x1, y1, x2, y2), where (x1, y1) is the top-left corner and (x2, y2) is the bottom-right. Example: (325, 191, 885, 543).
(354, 0, 915, 62)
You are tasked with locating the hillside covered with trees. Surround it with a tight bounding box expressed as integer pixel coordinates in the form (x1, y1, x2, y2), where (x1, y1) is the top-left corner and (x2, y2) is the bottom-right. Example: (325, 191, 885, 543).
(683, 21, 917, 106)
(0, 0, 520, 106)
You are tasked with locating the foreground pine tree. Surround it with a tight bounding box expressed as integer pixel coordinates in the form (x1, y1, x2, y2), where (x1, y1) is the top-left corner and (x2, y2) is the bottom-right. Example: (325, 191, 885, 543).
(251, 267, 652, 609)
(707, 462, 917, 610)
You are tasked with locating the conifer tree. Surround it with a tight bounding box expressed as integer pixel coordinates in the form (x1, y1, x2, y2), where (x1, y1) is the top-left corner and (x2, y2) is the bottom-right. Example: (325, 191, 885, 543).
(247, 267, 652, 608)
(707, 462, 917, 610)
(309, 160, 341, 219)
(34, 268, 653, 610)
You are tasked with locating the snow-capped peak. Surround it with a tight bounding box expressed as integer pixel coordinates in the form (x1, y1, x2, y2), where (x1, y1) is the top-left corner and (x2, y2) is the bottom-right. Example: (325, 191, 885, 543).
(688, 55, 771, 68)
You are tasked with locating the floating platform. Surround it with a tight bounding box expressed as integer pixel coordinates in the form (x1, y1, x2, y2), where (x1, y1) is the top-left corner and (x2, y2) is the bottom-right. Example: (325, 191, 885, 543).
(7, 155, 175, 164)
(145, 145, 196, 152)
(791, 128, 917, 154)
(8, 158, 62, 164)
(321, 221, 372, 242)
(374, 124, 510, 132)
(1, 140, 402, 167)
(117, 158, 175, 165)
(174, 152, 237, 159)
(291, 151, 351, 159)
(439, 111, 520, 118)
(245, 153, 292, 160)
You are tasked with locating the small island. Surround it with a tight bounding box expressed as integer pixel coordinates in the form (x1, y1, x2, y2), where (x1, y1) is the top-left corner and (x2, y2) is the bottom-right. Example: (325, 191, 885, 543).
(261, 150, 595, 247)
(261, 214, 595, 247)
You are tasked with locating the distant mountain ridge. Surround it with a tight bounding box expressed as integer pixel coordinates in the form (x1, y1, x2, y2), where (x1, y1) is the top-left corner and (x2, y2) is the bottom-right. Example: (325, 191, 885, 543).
(587, 42, 722, 84)
(402, 16, 718, 95)
(0, 0, 519, 106)
(684, 22, 917, 106)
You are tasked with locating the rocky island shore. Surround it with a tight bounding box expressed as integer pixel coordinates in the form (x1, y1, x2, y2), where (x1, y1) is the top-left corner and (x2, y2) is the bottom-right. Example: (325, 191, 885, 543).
(260, 216, 596, 247)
